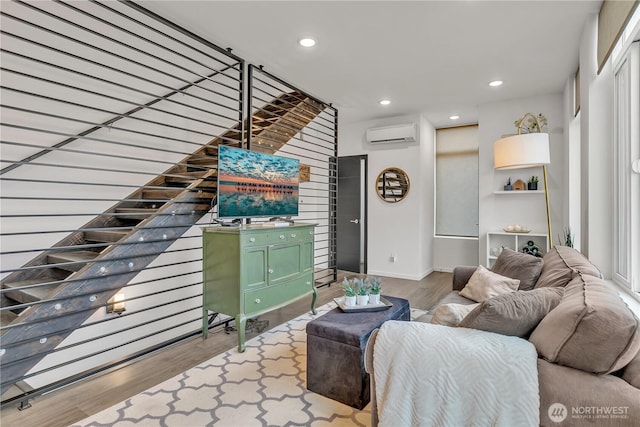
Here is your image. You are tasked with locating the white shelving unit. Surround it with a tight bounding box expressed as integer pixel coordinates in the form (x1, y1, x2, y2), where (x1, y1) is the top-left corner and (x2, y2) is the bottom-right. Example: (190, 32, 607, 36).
(486, 231, 548, 268)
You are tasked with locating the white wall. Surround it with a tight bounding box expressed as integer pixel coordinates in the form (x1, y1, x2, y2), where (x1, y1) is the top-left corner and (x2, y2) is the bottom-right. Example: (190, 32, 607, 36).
(339, 114, 434, 280)
(432, 237, 478, 272)
(418, 115, 435, 277)
(478, 94, 566, 265)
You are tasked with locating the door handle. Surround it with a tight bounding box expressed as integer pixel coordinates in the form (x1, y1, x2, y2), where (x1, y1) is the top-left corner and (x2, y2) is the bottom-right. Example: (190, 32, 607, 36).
(349, 219, 359, 224)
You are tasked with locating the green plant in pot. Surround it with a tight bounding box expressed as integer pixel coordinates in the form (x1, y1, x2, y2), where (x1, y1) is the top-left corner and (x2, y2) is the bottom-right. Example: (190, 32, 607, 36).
(528, 176, 539, 190)
(342, 278, 357, 307)
(367, 277, 383, 304)
(504, 177, 513, 191)
(355, 279, 370, 306)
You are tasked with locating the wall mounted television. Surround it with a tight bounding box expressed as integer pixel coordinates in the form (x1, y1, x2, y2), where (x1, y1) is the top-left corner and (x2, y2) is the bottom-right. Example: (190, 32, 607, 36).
(217, 145, 300, 219)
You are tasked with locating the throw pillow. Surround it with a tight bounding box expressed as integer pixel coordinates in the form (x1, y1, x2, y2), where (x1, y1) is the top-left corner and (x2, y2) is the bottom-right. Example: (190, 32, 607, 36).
(430, 303, 480, 326)
(459, 265, 520, 302)
(459, 287, 564, 337)
(491, 248, 544, 291)
(529, 273, 640, 375)
(535, 246, 601, 288)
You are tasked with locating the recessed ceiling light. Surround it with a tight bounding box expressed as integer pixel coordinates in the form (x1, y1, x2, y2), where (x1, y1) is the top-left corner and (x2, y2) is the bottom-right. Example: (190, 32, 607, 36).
(449, 115, 460, 120)
(489, 80, 503, 87)
(299, 38, 316, 47)
(379, 99, 391, 106)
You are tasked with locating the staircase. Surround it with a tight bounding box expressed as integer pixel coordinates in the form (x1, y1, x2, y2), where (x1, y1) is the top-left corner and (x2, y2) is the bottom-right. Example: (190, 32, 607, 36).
(0, 91, 324, 394)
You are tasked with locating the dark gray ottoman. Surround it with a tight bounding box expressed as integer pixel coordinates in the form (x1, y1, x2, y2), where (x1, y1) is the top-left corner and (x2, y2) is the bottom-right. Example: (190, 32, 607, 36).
(306, 295, 410, 409)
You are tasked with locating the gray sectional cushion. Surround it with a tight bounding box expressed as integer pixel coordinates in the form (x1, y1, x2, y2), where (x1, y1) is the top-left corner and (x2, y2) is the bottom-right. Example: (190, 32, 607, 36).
(538, 359, 640, 427)
(529, 273, 640, 374)
(491, 248, 544, 291)
(535, 246, 601, 288)
(459, 287, 563, 337)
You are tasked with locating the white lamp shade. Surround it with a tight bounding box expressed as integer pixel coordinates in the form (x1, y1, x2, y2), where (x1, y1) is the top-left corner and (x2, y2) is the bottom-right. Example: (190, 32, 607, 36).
(494, 133, 550, 170)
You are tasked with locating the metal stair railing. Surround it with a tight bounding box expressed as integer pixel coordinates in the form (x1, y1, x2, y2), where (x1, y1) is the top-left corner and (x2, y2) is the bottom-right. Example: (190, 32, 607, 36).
(0, 0, 244, 405)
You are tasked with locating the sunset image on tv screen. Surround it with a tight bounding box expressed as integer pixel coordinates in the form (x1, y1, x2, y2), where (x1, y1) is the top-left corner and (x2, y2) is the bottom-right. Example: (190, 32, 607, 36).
(217, 145, 300, 219)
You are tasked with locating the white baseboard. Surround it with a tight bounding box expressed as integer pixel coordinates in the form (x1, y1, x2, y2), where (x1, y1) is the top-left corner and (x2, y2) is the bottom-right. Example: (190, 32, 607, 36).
(366, 268, 434, 281)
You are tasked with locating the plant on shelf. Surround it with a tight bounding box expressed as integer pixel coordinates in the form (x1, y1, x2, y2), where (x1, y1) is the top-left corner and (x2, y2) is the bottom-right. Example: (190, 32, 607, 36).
(528, 176, 539, 190)
(504, 177, 513, 191)
(514, 113, 548, 134)
(558, 227, 574, 248)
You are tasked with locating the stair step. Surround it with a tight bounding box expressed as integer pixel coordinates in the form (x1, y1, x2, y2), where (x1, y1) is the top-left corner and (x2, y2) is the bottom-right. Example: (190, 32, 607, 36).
(1, 310, 19, 327)
(141, 189, 182, 200)
(3, 278, 55, 304)
(203, 145, 219, 155)
(84, 230, 129, 243)
(47, 250, 99, 272)
(187, 154, 218, 166)
(166, 172, 205, 185)
(114, 208, 156, 220)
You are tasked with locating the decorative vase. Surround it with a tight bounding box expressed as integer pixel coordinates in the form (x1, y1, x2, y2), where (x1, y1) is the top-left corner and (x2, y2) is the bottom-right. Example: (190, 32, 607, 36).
(344, 295, 356, 307)
(356, 294, 369, 305)
(528, 182, 538, 190)
(370, 293, 381, 305)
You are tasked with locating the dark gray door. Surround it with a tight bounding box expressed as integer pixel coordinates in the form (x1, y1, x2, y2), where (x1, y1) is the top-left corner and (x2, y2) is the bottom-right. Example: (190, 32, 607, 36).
(337, 155, 367, 273)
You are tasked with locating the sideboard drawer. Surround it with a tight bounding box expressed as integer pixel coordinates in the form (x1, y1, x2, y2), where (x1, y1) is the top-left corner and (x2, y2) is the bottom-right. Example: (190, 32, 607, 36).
(244, 275, 313, 314)
(241, 232, 272, 246)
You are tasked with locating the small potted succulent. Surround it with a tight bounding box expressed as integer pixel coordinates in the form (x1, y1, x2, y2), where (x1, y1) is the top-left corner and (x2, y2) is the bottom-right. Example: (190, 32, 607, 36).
(528, 176, 539, 191)
(342, 278, 356, 307)
(367, 277, 382, 305)
(355, 279, 369, 305)
(504, 177, 513, 191)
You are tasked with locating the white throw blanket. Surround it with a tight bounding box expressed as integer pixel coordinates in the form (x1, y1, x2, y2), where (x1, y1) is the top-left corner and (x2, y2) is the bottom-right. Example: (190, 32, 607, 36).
(373, 321, 539, 427)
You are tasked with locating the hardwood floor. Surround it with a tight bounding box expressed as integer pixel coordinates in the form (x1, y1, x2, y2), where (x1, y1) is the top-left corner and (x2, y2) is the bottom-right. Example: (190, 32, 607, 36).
(1, 271, 452, 427)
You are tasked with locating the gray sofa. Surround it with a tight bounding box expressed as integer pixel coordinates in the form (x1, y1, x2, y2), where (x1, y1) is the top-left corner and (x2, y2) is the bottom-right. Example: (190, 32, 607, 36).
(366, 246, 640, 426)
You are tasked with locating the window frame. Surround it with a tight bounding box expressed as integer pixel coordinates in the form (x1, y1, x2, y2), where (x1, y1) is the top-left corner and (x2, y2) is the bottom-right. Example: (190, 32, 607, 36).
(612, 40, 640, 292)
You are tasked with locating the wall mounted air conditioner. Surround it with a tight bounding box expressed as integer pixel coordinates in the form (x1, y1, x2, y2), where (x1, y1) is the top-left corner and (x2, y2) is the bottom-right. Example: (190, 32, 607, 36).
(366, 123, 417, 144)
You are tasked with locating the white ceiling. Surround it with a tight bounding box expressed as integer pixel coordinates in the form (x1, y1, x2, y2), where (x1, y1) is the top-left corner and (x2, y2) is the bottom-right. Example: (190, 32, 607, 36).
(139, 0, 602, 128)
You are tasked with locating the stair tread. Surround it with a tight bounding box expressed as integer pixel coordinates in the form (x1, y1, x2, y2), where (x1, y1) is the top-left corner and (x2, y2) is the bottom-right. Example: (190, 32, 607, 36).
(4, 278, 59, 288)
(4, 278, 57, 305)
(84, 230, 129, 243)
(1, 310, 19, 327)
(142, 189, 183, 199)
(4, 283, 52, 304)
(115, 207, 156, 213)
(48, 250, 99, 263)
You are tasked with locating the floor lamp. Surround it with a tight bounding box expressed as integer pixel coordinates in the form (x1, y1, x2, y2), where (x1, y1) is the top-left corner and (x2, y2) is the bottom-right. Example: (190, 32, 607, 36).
(494, 120, 553, 249)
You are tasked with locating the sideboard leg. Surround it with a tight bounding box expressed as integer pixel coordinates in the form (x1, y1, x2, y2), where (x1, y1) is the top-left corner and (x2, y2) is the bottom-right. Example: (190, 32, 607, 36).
(202, 308, 208, 339)
(311, 285, 318, 315)
(236, 313, 246, 352)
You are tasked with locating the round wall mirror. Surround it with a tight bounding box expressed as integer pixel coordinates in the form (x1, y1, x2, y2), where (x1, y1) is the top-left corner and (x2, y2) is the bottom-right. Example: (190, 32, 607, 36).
(375, 167, 410, 203)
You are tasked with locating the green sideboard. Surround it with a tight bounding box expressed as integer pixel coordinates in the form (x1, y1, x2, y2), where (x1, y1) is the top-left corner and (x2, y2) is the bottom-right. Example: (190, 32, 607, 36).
(202, 223, 317, 351)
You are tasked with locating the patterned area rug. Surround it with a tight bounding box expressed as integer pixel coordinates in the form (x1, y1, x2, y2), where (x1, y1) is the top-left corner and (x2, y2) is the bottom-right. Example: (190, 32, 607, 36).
(73, 302, 427, 427)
